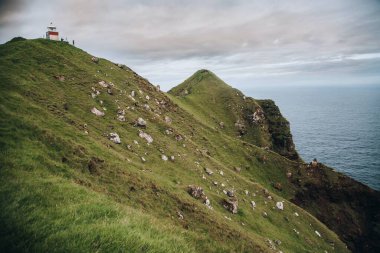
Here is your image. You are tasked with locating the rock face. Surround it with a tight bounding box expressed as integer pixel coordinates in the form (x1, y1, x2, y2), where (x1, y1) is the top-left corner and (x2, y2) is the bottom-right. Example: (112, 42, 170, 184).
(257, 99, 299, 160)
(109, 133, 121, 144)
(291, 162, 380, 253)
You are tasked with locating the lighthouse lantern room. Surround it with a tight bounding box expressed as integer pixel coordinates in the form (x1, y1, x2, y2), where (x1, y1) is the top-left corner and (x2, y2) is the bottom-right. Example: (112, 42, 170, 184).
(46, 23, 59, 41)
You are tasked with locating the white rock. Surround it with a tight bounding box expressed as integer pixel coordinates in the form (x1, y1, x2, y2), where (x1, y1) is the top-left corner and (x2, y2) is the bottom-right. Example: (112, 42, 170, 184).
(276, 201, 284, 210)
(315, 231, 321, 237)
(133, 140, 139, 145)
(138, 130, 153, 144)
(141, 157, 146, 162)
(131, 90, 135, 97)
(109, 133, 121, 144)
(98, 80, 108, 88)
(146, 95, 150, 100)
(91, 107, 105, 116)
(136, 117, 147, 127)
(161, 154, 168, 161)
(294, 212, 299, 217)
(219, 170, 224, 176)
(245, 190, 249, 195)
(205, 168, 213, 175)
(170, 155, 175, 161)
(204, 197, 212, 209)
(165, 116, 172, 124)
(251, 201, 256, 209)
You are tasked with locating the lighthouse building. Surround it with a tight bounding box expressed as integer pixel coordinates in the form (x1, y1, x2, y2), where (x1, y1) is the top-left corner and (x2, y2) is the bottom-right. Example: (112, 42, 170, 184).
(46, 23, 59, 41)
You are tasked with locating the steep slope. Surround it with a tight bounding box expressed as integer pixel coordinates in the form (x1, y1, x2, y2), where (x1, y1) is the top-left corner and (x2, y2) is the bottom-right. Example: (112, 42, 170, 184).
(0, 39, 350, 252)
(168, 69, 299, 160)
(169, 70, 380, 252)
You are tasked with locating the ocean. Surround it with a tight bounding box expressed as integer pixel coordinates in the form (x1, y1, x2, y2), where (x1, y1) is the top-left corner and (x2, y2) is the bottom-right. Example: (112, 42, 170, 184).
(245, 86, 380, 190)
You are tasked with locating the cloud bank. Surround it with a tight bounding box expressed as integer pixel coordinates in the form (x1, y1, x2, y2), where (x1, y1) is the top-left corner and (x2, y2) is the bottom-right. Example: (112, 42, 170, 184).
(1, 0, 380, 89)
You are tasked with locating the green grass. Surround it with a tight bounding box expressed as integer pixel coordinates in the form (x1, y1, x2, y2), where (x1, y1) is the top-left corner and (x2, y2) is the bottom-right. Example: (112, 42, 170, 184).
(0, 38, 349, 252)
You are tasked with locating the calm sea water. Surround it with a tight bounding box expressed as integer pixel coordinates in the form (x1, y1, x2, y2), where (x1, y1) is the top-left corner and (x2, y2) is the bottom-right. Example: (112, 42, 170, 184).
(245, 86, 380, 190)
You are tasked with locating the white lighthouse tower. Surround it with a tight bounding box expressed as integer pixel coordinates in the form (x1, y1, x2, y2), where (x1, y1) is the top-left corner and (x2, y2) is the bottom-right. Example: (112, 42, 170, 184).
(46, 22, 59, 41)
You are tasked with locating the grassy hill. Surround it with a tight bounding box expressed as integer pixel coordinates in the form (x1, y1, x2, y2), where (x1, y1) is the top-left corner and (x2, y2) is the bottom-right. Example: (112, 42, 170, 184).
(168, 69, 299, 160)
(0, 38, 378, 252)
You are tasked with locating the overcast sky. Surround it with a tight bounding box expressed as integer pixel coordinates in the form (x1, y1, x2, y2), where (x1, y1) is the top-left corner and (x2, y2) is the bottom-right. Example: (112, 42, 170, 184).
(1, 0, 380, 90)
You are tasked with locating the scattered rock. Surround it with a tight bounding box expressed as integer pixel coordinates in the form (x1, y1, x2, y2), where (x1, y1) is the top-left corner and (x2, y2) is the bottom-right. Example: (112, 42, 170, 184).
(54, 75, 65, 81)
(170, 155, 175, 161)
(234, 167, 241, 173)
(286, 172, 292, 178)
(91, 56, 99, 63)
(226, 190, 235, 197)
(164, 116, 172, 124)
(131, 90, 136, 97)
(161, 154, 168, 161)
(204, 197, 212, 209)
(98, 80, 109, 88)
(219, 122, 224, 128)
(234, 120, 246, 135)
(109, 133, 121, 144)
(204, 168, 214, 175)
(265, 239, 276, 250)
(274, 239, 282, 246)
(273, 182, 282, 191)
(251, 201, 256, 209)
(294, 212, 299, 217)
(252, 107, 265, 124)
(175, 134, 183, 141)
(213, 181, 218, 186)
(135, 117, 147, 127)
(177, 211, 184, 220)
(138, 130, 153, 144)
(145, 95, 150, 100)
(223, 198, 238, 214)
(276, 201, 284, 210)
(91, 107, 105, 117)
(262, 212, 268, 218)
(245, 190, 249, 195)
(117, 109, 126, 121)
(219, 170, 224, 176)
(187, 185, 205, 199)
(315, 230, 321, 237)
(141, 157, 146, 162)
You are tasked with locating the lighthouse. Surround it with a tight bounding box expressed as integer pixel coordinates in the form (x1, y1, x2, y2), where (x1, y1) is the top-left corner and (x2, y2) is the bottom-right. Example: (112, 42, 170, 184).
(46, 23, 59, 41)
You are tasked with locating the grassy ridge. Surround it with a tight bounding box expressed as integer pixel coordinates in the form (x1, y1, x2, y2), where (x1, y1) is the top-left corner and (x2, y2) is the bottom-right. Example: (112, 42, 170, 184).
(0, 39, 349, 252)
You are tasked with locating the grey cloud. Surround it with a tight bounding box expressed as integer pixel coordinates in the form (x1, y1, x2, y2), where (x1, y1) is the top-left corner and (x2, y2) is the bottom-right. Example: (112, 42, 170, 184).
(0, 0, 380, 89)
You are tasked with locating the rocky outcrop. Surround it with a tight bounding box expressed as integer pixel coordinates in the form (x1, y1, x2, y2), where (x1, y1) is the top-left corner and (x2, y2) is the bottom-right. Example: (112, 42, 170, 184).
(257, 99, 299, 160)
(291, 163, 380, 253)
